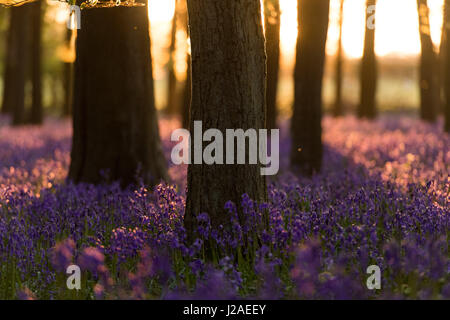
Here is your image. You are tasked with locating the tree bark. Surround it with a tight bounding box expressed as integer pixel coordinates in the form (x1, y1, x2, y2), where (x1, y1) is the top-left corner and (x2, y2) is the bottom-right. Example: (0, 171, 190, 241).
(264, 0, 281, 130)
(29, 0, 43, 125)
(290, 0, 330, 176)
(333, 0, 344, 117)
(444, 0, 450, 132)
(417, 0, 438, 122)
(185, 0, 267, 236)
(358, 0, 377, 119)
(1, 5, 31, 125)
(69, 5, 168, 187)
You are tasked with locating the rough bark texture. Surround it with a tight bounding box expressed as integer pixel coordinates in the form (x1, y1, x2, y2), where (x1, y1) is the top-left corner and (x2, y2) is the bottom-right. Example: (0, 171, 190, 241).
(333, 0, 344, 117)
(69, 6, 168, 187)
(358, 0, 377, 119)
(290, 0, 330, 176)
(264, 0, 280, 130)
(1, 5, 30, 125)
(29, 0, 43, 125)
(444, 0, 450, 132)
(417, 0, 438, 122)
(185, 0, 267, 236)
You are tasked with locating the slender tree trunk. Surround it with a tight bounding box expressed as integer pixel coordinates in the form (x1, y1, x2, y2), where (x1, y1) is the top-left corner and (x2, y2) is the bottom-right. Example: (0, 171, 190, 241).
(63, 29, 74, 117)
(181, 53, 191, 129)
(29, 0, 43, 124)
(165, 0, 179, 115)
(440, 4, 447, 113)
(290, 0, 330, 176)
(69, 5, 168, 187)
(1, 5, 31, 125)
(358, 0, 377, 119)
(179, 0, 190, 129)
(417, 0, 438, 122)
(333, 0, 344, 117)
(444, 0, 450, 132)
(264, 0, 281, 130)
(185, 0, 267, 236)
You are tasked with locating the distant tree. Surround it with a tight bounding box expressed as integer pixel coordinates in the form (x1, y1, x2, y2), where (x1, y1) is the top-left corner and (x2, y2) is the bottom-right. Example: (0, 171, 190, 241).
(165, 0, 179, 115)
(358, 0, 377, 119)
(178, 0, 190, 129)
(291, 0, 330, 176)
(185, 0, 267, 236)
(264, 0, 281, 130)
(439, 2, 448, 112)
(29, 0, 43, 125)
(69, 5, 168, 186)
(444, 0, 450, 132)
(181, 54, 191, 129)
(417, 0, 438, 122)
(332, 0, 345, 117)
(63, 29, 74, 117)
(1, 5, 31, 125)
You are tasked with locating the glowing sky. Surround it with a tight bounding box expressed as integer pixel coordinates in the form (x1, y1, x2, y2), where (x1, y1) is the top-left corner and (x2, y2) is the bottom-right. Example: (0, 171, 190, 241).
(148, 0, 445, 59)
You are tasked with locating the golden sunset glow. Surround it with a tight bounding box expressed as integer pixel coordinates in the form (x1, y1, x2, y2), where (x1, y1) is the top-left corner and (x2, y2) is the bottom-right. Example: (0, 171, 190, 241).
(144, 0, 446, 73)
(50, 0, 446, 62)
(278, 0, 444, 60)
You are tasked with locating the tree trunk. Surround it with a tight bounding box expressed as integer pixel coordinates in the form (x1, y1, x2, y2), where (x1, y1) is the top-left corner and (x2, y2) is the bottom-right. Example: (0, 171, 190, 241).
(69, 6, 168, 187)
(29, 0, 43, 125)
(358, 0, 377, 119)
(185, 0, 267, 236)
(264, 0, 281, 130)
(333, 0, 344, 117)
(290, 0, 330, 176)
(165, 0, 179, 115)
(1, 5, 31, 125)
(417, 0, 438, 122)
(444, 0, 450, 132)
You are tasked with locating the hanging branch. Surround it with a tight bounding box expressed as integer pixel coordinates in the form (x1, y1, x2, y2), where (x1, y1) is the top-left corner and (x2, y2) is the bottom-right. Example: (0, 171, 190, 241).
(0, 0, 37, 7)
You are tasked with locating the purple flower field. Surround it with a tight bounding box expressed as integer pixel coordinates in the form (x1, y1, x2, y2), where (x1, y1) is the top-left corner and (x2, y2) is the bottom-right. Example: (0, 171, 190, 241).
(0, 115, 448, 299)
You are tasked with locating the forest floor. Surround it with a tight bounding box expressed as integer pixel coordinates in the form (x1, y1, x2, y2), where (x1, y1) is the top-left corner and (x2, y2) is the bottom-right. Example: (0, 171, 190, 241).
(0, 115, 448, 299)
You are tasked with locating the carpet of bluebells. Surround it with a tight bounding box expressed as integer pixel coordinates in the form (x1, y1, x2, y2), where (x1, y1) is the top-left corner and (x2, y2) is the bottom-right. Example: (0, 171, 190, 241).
(0, 115, 448, 300)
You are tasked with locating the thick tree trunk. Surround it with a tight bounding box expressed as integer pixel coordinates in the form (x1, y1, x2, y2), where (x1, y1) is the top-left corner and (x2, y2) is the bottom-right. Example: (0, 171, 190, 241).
(290, 0, 330, 176)
(444, 0, 450, 132)
(1, 5, 31, 125)
(69, 6, 168, 187)
(29, 0, 43, 125)
(264, 0, 281, 130)
(185, 0, 267, 236)
(358, 0, 377, 119)
(333, 0, 344, 117)
(417, 0, 438, 122)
